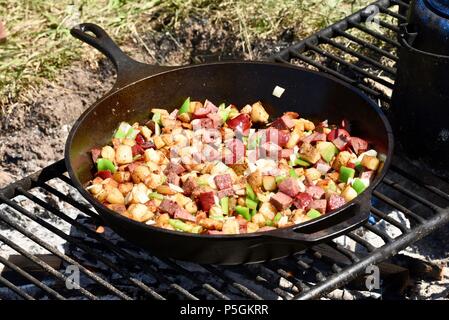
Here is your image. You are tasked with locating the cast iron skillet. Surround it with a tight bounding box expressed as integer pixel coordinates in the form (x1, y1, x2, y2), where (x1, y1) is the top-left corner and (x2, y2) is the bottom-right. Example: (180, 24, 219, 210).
(66, 23, 393, 265)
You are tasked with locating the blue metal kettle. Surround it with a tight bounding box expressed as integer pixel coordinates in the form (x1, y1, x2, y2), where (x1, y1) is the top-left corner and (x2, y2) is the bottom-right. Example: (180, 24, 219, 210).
(392, 0, 449, 178)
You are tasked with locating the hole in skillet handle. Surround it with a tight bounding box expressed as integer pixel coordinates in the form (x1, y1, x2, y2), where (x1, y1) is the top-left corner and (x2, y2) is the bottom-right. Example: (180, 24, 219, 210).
(263, 192, 371, 244)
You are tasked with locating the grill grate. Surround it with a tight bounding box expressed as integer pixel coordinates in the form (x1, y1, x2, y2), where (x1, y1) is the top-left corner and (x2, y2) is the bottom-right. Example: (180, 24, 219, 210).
(1, 0, 449, 300)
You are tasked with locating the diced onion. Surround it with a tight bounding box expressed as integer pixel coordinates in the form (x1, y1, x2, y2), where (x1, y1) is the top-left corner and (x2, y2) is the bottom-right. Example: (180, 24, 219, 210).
(272, 85, 286, 98)
(168, 183, 184, 193)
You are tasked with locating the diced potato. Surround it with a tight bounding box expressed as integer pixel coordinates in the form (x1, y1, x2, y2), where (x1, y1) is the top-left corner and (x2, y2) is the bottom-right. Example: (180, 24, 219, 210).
(286, 131, 301, 149)
(262, 175, 276, 192)
(153, 136, 165, 149)
(156, 213, 170, 227)
(246, 222, 260, 233)
(251, 213, 266, 227)
(292, 209, 307, 224)
(173, 193, 190, 207)
(115, 145, 133, 164)
(101, 146, 115, 161)
(102, 178, 119, 190)
(130, 183, 149, 204)
(361, 155, 380, 171)
(327, 171, 340, 182)
(332, 151, 351, 171)
(140, 126, 152, 141)
(121, 138, 136, 147)
(132, 165, 151, 183)
(113, 171, 131, 183)
(298, 118, 315, 131)
(128, 204, 154, 222)
(160, 116, 177, 129)
(199, 218, 223, 230)
(185, 201, 198, 215)
(241, 104, 252, 114)
(95, 189, 108, 202)
(342, 185, 357, 202)
(87, 183, 103, 195)
(106, 187, 125, 205)
(151, 108, 170, 116)
(189, 101, 203, 113)
(144, 148, 161, 164)
(250, 101, 269, 123)
(248, 170, 263, 192)
(144, 173, 164, 189)
(277, 216, 290, 228)
(222, 219, 240, 234)
(305, 167, 322, 181)
(299, 142, 321, 164)
(258, 202, 276, 220)
(177, 112, 191, 123)
(161, 134, 174, 146)
(237, 197, 246, 207)
(156, 184, 176, 195)
(118, 182, 133, 195)
(210, 205, 224, 216)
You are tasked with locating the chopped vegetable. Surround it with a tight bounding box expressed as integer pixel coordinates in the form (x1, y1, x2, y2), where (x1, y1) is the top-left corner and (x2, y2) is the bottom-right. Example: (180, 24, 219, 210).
(246, 183, 257, 201)
(179, 97, 190, 114)
(306, 209, 321, 219)
(220, 197, 229, 215)
(339, 166, 355, 183)
(352, 178, 367, 194)
(87, 99, 384, 234)
(236, 206, 251, 221)
(97, 158, 116, 173)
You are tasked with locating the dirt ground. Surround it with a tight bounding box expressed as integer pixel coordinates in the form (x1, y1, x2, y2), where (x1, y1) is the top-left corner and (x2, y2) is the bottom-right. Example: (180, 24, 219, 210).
(0, 18, 293, 187)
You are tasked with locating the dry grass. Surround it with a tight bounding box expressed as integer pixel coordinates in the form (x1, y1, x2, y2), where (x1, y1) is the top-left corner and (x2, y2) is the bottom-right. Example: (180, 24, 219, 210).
(0, 0, 371, 108)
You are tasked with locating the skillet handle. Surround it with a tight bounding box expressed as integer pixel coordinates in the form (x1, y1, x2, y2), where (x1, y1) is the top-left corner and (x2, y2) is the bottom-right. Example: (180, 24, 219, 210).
(70, 23, 171, 90)
(264, 192, 371, 243)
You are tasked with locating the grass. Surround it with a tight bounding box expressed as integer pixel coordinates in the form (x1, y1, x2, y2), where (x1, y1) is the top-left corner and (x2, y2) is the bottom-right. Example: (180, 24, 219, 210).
(0, 0, 371, 108)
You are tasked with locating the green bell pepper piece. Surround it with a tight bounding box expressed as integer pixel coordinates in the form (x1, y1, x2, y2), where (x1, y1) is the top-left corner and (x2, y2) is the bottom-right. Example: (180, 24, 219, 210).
(306, 209, 322, 219)
(168, 219, 202, 233)
(327, 180, 337, 192)
(114, 122, 132, 139)
(125, 128, 139, 140)
(352, 178, 367, 194)
(265, 219, 274, 227)
(251, 208, 257, 217)
(236, 206, 251, 221)
(148, 192, 164, 201)
(289, 168, 298, 178)
(295, 158, 311, 167)
(275, 175, 287, 184)
(339, 166, 355, 183)
(218, 103, 231, 122)
(273, 212, 282, 223)
(220, 197, 229, 215)
(96, 158, 116, 173)
(246, 184, 257, 201)
(152, 112, 162, 125)
(245, 197, 258, 211)
(179, 97, 190, 114)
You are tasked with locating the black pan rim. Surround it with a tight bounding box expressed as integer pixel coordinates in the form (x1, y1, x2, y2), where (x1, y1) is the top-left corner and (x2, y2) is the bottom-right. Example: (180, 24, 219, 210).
(64, 60, 394, 240)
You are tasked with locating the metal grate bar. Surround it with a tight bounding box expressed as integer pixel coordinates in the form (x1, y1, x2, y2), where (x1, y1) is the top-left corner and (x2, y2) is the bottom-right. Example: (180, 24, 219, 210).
(370, 207, 410, 233)
(0, 255, 65, 300)
(318, 35, 396, 75)
(349, 21, 401, 47)
(376, 19, 401, 33)
(0, 233, 97, 300)
(334, 29, 398, 61)
(15, 188, 165, 300)
(0, 196, 131, 300)
(382, 178, 444, 212)
(363, 224, 394, 243)
(293, 206, 449, 299)
(391, 0, 410, 8)
(378, 6, 407, 21)
(33, 183, 202, 300)
(305, 41, 395, 88)
(372, 190, 427, 223)
(347, 231, 377, 252)
(0, 275, 35, 300)
(201, 265, 264, 300)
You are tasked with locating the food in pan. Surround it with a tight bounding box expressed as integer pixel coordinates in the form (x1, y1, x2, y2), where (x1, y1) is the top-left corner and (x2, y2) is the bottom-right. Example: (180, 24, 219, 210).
(86, 99, 384, 235)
